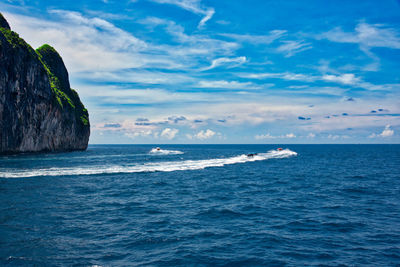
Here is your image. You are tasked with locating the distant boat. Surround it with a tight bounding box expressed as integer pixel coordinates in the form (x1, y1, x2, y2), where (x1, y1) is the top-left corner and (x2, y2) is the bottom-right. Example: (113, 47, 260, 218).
(277, 148, 283, 151)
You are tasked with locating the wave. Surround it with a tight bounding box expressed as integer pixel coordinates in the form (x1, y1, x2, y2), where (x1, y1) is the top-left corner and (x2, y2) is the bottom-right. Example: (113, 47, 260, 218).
(149, 147, 184, 155)
(0, 149, 297, 178)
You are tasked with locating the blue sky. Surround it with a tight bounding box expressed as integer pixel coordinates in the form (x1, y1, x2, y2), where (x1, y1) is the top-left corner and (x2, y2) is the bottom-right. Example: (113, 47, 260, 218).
(1, 0, 400, 144)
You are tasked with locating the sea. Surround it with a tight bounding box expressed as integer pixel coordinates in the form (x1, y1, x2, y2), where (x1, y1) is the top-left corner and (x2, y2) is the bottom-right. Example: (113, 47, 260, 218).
(0, 144, 399, 266)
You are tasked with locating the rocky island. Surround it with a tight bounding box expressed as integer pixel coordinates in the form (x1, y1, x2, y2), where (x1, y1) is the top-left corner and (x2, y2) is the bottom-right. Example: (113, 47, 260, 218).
(0, 13, 90, 154)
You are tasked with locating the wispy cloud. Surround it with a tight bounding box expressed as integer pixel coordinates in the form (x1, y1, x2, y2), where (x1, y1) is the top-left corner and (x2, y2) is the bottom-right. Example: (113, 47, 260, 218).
(138, 16, 239, 59)
(197, 80, 261, 90)
(148, 0, 214, 28)
(241, 72, 317, 82)
(276, 40, 312, 57)
(241, 71, 400, 91)
(220, 30, 287, 45)
(320, 22, 400, 49)
(202, 56, 246, 71)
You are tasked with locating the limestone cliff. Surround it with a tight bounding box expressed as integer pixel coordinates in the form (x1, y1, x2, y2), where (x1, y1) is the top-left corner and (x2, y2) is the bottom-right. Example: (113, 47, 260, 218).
(0, 13, 90, 154)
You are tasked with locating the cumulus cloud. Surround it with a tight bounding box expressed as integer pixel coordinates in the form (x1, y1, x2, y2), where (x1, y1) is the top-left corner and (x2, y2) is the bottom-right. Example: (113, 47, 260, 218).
(327, 134, 339, 140)
(160, 128, 179, 139)
(187, 129, 218, 140)
(369, 125, 394, 138)
(202, 56, 247, 71)
(380, 125, 395, 137)
(194, 129, 216, 140)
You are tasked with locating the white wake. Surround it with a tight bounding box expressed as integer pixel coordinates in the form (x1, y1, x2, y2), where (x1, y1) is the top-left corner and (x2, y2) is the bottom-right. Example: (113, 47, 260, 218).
(149, 148, 184, 155)
(0, 149, 297, 178)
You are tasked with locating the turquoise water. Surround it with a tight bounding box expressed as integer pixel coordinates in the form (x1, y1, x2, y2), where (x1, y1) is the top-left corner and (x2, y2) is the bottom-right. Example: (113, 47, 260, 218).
(0, 145, 399, 266)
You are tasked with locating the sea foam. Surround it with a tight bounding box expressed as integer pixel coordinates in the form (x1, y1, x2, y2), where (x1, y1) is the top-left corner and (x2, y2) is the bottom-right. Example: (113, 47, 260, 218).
(0, 149, 297, 178)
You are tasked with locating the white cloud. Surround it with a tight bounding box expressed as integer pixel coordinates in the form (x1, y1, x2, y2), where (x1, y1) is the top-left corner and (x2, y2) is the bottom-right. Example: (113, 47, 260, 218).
(193, 129, 216, 140)
(78, 70, 193, 85)
(276, 40, 312, 57)
(202, 56, 246, 71)
(381, 125, 395, 137)
(369, 125, 394, 138)
(241, 72, 317, 82)
(241, 71, 399, 91)
(327, 134, 339, 140)
(320, 22, 400, 49)
(285, 133, 296, 138)
(4, 11, 148, 73)
(161, 128, 179, 139)
(149, 0, 214, 28)
(198, 8, 214, 29)
(307, 133, 316, 138)
(317, 22, 400, 72)
(197, 80, 261, 90)
(322, 73, 360, 85)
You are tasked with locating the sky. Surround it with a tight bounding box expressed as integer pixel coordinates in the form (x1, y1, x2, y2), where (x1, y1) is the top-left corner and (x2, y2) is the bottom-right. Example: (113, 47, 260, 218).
(1, 0, 400, 144)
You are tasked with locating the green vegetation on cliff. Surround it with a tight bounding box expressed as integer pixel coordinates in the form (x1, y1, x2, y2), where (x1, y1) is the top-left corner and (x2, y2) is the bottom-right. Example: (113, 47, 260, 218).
(36, 45, 89, 127)
(0, 27, 36, 56)
(36, 44, 74, 108)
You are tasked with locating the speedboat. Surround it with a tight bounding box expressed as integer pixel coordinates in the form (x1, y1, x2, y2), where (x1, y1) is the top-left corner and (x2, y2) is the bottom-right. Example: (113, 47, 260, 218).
(277, 148, 283, 151)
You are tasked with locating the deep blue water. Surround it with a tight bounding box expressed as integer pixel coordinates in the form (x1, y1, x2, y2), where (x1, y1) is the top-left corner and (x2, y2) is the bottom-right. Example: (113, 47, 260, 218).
(0, 145, 400, 266)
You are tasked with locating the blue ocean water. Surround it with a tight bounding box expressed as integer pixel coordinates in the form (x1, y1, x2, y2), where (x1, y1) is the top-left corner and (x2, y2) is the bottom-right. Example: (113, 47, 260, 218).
(0, 144, 399, 266)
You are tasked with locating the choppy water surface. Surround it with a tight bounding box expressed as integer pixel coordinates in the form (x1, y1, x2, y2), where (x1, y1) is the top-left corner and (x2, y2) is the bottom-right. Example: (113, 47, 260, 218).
(0, 145, 399, 266)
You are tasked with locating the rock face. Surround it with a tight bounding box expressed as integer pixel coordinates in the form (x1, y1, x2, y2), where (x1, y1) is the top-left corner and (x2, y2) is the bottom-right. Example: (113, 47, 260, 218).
(0, 13, 90, 154)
